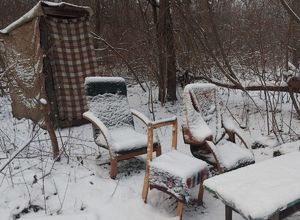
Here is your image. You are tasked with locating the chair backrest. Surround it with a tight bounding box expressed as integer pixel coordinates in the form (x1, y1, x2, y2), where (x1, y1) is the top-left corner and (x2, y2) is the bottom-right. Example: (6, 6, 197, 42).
(183, 83, 223, 143)
(85, 77, 134, 129)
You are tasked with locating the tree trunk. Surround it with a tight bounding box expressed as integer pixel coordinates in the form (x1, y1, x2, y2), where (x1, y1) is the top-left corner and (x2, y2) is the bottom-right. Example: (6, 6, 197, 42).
(150, 0, 177, 103)
(165, 0, 177, 101)
(95, 0, 102, 34)
(157, 0, 177, 103)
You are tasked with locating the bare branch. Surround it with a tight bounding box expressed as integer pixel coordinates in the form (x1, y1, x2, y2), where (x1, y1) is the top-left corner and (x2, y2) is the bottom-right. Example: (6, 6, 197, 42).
(280, 0, 300, 25)
(91, 32, 147, 92)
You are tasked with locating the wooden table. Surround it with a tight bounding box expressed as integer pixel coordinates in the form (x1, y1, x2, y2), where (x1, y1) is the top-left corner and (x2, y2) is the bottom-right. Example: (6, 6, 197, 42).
(204, 152, 300, 220)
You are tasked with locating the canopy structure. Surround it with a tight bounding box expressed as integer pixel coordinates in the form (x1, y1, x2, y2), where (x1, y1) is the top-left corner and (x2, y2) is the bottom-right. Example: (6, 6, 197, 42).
(0, 1, 99, 128)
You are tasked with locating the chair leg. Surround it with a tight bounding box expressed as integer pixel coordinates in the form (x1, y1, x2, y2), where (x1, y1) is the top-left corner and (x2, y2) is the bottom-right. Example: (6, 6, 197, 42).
(142, 175, 149, 203)
(197, 182, 204, 205)
(156, 144, 162, 157)
(176, 201, 184, 220)
(110, 158, 118, 179)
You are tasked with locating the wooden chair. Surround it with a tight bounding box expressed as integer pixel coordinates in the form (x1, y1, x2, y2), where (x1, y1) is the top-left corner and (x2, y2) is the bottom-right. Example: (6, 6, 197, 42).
(142, 117, 208, 220)
(83, 77, 161, 179)
(182, 83, 255, 173)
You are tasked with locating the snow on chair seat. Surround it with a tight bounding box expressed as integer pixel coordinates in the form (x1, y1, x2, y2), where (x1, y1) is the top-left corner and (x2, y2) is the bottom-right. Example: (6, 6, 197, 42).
(142, 117, 208, 220)
(150, 150, 208, 203)
(206, 140, 254, 172)
(83, 77, 161, 179)
(95, 126, 157, 155)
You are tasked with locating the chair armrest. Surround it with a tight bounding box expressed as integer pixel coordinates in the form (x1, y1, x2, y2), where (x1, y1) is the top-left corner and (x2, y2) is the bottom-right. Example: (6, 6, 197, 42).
(222, 117, 249, 149)
(149, 116, 177, 129)
(131, 109, 177, 129)
(230, 130, 249, 149)
(83, 111, 112, 147)
(206, 141, 224, 173)
(131, 109, 151, 126)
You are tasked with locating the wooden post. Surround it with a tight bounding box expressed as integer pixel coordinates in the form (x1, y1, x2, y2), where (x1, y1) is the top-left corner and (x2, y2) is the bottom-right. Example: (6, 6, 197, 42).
(171, 119, 178, 150)
(225, 205, 232, 220)
(176, 201, 184, 220)
(110, 158, 118, 179)
(41, 100, 60, 160)
(197, 179, 205, 204)
(142, 125, 154, 203)
(269, 213, 280, 220)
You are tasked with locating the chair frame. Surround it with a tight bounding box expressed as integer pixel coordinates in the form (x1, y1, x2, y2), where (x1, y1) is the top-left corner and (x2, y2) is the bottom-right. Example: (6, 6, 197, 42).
(83, 109, 161, 179)
(183, 86, 252, 174)
(142, 117, 206, 219)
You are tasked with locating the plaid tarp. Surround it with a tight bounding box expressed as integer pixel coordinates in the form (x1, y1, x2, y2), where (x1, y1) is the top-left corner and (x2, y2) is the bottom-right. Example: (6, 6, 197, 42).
(46, 16, 98, 123)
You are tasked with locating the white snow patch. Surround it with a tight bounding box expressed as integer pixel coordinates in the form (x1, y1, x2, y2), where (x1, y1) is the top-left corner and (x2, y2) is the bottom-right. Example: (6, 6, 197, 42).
(204, 152, 300, 219)
(151, 150, 207, 179)
(85, 77, 124, 85)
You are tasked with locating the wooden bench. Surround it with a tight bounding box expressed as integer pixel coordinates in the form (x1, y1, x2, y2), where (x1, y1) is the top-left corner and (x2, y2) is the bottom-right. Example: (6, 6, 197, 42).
(204, 152, 300, 220)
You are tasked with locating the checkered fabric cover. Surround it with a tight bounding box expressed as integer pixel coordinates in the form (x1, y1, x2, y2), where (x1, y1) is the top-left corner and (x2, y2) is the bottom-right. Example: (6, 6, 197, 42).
(149, 151, 208, 203)
(46, 16, 98, 121)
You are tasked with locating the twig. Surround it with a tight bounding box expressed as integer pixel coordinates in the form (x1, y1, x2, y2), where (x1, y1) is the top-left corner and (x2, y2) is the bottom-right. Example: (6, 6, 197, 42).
(111, 179, 120, 197)
(0, 131, 38, 173)
(90, 31, 146, 92)
(280, 0, 300, 25)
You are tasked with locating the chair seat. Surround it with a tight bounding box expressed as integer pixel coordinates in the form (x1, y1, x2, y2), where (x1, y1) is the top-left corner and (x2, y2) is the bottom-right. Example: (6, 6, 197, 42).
(149, 151, 208, 202)
(96, 127, 158, 154)
(211, 140, 255, 171)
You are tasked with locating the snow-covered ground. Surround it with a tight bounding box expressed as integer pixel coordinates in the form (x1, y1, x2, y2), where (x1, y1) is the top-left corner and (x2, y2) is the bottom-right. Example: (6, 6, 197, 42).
(0, 83, 300, 220)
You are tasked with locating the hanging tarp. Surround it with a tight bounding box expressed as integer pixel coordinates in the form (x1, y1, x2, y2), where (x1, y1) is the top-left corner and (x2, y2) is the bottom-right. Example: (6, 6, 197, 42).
(45, 16, 98, 124)
(0, 1, 98, 128)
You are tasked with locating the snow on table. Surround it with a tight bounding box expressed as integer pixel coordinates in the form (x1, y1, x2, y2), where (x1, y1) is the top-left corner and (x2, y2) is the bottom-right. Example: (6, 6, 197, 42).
(204, 152, 300, 220)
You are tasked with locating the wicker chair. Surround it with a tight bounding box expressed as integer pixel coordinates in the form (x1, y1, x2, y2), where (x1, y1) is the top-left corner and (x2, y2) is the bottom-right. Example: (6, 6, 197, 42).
(83, 77, 161, 179)
(182, 83, 255, 173)
(142, 117, 208, 220)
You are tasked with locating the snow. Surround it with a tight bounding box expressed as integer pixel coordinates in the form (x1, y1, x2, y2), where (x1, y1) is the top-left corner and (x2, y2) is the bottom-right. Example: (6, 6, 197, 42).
(204, 152, 300, 219)
(206, 140, 254, 171)
(222, 116, 238, 132)
(21, 213, 98, 220)
(87, 93, 133, 129)
(0, 1, 93, 34)
(96, 126, 153, 153)
(150, 150, 208, 203)
(182, 83, 216, 142)
(150, 116, 177, 126)
(273, 140, 300, 155)
(150, 150, 207, 179)
(0, 2, 42, 34)
(40, 98, 47, 105)
(183, 83, 254, 170)
(85, 77, 124, 85)
(83, 111, 112, 147)
(131, 109, 151, 125)
(1, 82, 300, 220)
(186, 120, 213, 143)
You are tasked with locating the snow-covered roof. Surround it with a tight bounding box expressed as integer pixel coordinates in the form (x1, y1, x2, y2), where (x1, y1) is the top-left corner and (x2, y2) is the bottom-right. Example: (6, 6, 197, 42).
(0, 1, 93, 35)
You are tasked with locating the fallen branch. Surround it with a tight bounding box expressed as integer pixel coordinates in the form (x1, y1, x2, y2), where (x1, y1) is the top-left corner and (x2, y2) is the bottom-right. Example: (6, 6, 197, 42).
(198, 76, 300, 93)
